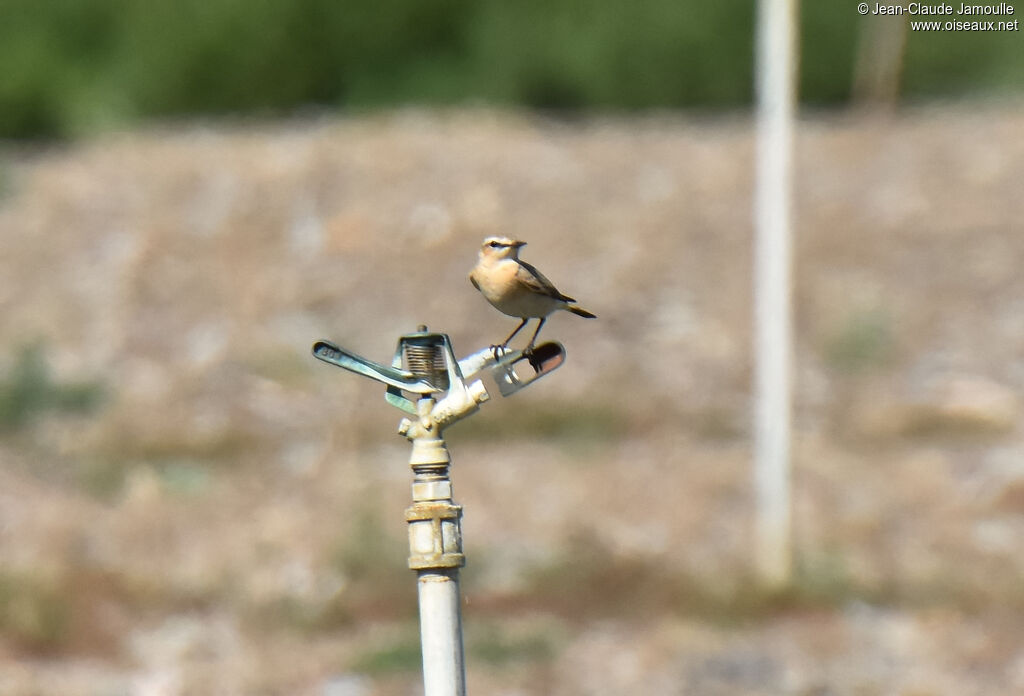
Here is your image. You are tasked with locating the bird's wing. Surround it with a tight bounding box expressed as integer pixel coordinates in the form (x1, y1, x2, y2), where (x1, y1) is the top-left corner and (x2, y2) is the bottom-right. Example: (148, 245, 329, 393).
(515, 260, 575, 303)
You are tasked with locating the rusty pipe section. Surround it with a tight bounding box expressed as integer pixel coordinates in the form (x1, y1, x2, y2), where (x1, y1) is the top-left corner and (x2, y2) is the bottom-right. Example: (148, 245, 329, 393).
(401, 397, 468, 573)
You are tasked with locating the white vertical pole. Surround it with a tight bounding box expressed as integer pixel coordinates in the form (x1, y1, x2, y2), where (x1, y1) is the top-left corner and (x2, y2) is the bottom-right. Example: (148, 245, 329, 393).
(754, 0, 797, 587)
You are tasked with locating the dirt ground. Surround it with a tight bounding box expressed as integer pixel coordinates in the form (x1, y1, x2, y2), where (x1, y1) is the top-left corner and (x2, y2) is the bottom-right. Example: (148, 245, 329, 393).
(0, 104, 1022, 695)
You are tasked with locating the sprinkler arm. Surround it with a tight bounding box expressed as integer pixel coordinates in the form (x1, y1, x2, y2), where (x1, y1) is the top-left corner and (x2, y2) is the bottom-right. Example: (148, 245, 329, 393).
(458, 341, 566, 397)
(312, 340, 437, 394)
(312, 333, 566, 415)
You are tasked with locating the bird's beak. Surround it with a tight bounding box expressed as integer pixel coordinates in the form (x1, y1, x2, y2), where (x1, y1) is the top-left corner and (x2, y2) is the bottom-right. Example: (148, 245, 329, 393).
(511, 240, 527, 248)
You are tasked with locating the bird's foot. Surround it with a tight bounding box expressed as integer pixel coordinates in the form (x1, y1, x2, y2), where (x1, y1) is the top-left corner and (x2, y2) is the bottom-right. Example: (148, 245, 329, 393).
(523, 344, 542, 373)
(490, 344, 509, 361)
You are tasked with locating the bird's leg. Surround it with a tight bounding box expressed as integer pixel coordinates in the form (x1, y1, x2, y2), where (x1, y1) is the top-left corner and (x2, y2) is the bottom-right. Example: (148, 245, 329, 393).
(492, 318, 529, 360)
(502, 318, 530, 347)
(524, 317, 547, 370)
(524, 317, 546, 352)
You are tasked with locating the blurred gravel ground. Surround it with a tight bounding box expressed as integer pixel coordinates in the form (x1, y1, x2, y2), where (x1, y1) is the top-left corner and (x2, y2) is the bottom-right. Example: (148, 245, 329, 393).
(0, 105, 1022, 694)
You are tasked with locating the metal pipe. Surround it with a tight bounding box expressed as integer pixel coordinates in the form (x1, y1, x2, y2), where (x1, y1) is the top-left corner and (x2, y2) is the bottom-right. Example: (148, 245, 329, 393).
(417, 570, 466, 696)
(313, 327, 567, 695)
(403, 396, 467, 696)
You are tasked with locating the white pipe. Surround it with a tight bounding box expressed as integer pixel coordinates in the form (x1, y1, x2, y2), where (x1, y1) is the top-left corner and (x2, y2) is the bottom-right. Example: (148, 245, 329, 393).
(417, 570, 466, 696)
(754, 0, 797, 587)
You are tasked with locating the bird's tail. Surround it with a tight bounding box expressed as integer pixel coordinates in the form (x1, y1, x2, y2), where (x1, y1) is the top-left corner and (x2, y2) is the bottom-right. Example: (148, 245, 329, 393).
(568, 305, 597, 319)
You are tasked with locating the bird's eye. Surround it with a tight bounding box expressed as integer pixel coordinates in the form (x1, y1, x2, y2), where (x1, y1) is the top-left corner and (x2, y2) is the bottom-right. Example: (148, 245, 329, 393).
(488, 241, 500, 248)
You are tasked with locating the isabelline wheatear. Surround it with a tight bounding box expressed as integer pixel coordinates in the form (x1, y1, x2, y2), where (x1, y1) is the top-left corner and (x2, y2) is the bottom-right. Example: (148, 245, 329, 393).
(469, 236, 596, 354)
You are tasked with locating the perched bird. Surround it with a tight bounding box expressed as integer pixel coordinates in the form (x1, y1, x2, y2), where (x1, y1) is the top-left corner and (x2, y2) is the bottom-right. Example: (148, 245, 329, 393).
(469, 236, 596, 354)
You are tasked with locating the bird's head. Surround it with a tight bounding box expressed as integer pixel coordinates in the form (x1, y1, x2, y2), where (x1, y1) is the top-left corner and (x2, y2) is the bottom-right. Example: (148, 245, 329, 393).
(479, 236, 526, 261)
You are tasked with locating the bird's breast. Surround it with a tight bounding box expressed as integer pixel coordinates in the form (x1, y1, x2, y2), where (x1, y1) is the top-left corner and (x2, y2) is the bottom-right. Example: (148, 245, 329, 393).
(470, 261, 519, 303)
(471, 260, 555, 318)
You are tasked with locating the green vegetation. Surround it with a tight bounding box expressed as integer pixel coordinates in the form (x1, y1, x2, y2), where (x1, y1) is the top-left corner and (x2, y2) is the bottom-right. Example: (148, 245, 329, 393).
(349, 630, 424, 675)
(328, 506, 416, 622)
(467, 623, 559, 667)
(449, 400, 628, 451)
(823, 307, 895, 374)
(1, 0, 1021, 139)
(0, 570, 71, 652)
(503, 531, 1024, 624)
(348, 621, 559, 675)
(0, 344, 105, 432)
